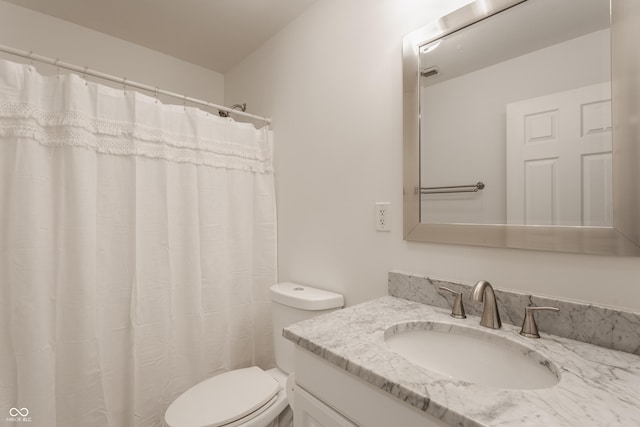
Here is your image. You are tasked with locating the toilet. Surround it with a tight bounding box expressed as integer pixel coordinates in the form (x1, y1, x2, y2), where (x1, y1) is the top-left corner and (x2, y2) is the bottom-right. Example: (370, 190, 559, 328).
(164, 282, 344, 427)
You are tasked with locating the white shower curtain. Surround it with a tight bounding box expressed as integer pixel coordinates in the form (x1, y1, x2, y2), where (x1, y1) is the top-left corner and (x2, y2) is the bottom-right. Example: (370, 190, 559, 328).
(0, 58, 277, 427)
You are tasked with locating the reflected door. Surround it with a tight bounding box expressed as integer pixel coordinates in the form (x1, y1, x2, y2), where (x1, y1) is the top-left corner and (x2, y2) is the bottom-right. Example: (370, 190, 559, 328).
(506, 82, 613, 226)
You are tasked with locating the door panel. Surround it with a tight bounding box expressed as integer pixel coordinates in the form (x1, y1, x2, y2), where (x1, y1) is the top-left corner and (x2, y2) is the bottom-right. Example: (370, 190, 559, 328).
(507, 82, 612, 226)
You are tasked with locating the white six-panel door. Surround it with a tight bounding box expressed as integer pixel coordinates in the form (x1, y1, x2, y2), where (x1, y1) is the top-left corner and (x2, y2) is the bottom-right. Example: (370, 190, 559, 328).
(506, 82, 613, 226)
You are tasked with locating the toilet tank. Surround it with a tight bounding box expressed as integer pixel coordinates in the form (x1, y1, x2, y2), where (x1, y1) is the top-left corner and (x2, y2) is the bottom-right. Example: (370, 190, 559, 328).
(269, 283, 344, 374)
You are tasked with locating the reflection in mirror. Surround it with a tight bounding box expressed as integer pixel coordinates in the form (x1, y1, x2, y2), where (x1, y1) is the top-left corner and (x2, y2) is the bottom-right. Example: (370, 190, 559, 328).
(403, 0, 640, 255)
(419, 0, 611, 226)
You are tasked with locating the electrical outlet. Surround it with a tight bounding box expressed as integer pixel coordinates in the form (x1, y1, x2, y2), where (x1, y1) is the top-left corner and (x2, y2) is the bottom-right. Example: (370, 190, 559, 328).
(375, 202, 391, 231)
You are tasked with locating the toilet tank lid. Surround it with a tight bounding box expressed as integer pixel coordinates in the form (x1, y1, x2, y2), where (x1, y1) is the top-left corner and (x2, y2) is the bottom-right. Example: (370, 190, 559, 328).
(269, 283, 344, 310)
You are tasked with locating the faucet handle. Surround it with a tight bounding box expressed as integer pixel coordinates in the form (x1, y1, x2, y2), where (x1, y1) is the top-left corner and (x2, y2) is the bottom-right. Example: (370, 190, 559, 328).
(439, 287, 466, 319)
(519, 306, 560, 339)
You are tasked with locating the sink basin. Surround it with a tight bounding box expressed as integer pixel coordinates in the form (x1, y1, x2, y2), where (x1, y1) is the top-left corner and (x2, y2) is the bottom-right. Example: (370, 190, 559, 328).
(384, 322, 559, 390)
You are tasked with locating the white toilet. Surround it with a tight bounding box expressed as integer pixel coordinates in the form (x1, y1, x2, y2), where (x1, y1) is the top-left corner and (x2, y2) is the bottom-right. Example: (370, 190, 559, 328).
(164, 282, 344, 427)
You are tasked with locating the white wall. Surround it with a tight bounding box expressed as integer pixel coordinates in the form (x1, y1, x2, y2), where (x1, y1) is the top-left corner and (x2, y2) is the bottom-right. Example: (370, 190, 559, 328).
(420, 30, 610, 224)
(226, 0, 640, 312)
(0, 1, 224, 105)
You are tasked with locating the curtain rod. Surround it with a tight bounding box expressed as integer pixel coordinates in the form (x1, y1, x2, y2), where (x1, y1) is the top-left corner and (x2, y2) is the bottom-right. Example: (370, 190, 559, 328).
(0, 44, 272, 124)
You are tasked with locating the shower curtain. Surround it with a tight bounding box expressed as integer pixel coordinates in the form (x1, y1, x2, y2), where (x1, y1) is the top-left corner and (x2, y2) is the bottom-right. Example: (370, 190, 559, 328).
(0, 58, 277, 427)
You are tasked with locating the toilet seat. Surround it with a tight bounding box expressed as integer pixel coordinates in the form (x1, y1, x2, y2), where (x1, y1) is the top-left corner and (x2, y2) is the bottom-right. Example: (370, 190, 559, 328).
(165, 366, 280, 427)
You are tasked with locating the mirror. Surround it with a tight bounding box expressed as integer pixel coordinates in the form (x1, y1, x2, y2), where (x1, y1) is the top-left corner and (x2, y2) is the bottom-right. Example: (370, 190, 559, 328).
(403, 0, 640, 255)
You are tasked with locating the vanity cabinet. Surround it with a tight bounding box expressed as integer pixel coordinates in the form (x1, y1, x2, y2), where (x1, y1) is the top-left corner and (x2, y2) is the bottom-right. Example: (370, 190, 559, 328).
(293, 348, 448, 427)
(294, 386, 357, 427)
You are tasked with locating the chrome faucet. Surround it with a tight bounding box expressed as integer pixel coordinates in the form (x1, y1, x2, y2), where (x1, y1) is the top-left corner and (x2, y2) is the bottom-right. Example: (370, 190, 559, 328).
(472, 280, 501, 329)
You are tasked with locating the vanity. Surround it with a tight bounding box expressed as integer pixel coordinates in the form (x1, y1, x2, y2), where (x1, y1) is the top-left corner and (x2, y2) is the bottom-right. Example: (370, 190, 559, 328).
(284, 274, 640, 426)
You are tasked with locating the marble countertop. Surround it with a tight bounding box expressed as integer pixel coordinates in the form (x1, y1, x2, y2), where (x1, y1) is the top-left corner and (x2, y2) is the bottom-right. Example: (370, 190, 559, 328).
(283, 296, 640, 426)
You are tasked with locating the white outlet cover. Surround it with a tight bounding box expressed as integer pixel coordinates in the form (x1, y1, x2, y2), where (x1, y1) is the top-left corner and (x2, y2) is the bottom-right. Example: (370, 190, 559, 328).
(375, 202, 391, 232)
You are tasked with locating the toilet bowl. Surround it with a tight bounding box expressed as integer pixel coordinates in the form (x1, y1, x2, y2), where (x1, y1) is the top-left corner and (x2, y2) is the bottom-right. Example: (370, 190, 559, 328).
(164, 367, 291, 427)
(164, 283, 343, 427)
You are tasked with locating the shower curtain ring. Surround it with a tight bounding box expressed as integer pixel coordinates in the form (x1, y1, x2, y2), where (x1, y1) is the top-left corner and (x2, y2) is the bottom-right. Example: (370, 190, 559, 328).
(122, 77, 127, 95)
(183, 95, 187, 111)
(83, 66, 89, 86)
(154, 87, 159, 104)
(27, 51, 33, 71)
(54, 58, 60, 78)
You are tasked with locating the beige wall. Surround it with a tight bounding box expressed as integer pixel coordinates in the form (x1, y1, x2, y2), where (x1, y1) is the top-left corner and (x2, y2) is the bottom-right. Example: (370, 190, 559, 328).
(0, 1, 224, 105)
(225, 0, 640, 311)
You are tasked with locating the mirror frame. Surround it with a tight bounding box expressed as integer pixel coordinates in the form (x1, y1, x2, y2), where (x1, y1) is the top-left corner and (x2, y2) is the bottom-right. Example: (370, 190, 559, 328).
(403, 0, 640, 256)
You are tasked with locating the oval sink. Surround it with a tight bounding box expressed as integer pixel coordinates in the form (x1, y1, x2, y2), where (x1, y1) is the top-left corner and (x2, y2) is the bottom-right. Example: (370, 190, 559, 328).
(384, 322, 559, 390)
